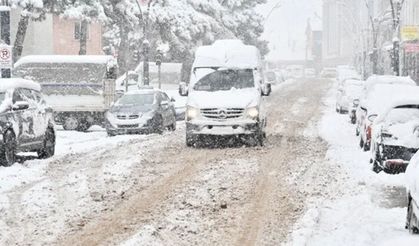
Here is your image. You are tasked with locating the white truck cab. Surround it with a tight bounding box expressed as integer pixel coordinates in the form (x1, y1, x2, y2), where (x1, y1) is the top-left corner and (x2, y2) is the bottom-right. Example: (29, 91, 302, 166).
(179, 40, 271, 146)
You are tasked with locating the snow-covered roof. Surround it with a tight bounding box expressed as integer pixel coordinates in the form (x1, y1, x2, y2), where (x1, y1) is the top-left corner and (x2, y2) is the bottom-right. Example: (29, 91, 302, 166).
(15, 55, 116, 68)
(193, 40, 261, 69)
(365, 84, 419, 115)
(0, 78, 41, 92)
(365, 75, 417, 92)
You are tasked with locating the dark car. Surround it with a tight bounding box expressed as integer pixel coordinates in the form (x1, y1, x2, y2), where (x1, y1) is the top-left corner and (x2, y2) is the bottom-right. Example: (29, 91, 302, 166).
(105, 89, 176, 136)
(370, 103, 419, 174)
(0, 79, 56, 166)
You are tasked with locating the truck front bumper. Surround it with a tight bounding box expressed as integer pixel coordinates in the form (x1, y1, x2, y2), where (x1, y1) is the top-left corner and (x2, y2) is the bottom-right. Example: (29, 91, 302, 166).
(186, 119, 260, 136)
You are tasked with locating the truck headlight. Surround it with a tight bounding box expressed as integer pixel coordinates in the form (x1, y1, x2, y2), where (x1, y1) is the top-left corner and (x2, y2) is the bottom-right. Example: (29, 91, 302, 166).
(246, 107, 259, 119)
(186, 106, 199, 121)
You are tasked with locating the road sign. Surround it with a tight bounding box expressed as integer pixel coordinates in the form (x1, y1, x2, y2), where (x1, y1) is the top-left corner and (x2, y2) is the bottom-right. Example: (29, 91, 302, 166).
(404, 43, 419, 53)
(401, 26, 419, 42)
(0, 45, 12, 69)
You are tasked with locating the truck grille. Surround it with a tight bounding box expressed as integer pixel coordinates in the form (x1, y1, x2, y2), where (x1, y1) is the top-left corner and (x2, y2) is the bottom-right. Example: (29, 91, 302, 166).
(200, 108, 245, 120)
(116, 114, 140, 120)
(117, 124, 139, 128)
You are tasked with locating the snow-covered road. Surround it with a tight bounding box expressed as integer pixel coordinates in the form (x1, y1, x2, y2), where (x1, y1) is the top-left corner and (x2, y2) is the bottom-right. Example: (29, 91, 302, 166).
(3, 78, 412, 246)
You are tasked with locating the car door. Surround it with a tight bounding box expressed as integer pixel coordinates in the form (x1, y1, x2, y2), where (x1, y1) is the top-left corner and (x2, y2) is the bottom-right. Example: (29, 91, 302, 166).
(12, 88, 35, 145)
(31, 90, 49, 141)
(160, 92, 173, 126)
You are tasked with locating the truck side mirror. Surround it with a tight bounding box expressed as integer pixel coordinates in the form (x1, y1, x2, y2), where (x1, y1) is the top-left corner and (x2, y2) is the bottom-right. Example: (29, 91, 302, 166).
(179, 82, 188, 97)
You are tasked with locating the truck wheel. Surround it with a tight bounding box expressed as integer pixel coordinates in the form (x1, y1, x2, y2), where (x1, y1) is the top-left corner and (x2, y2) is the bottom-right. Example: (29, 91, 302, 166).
(76, 120, 91, 132)
(1, 131, 16, 166)
(38, 128, 55, 159)
(63, 116, 79, 131)
(372, 160, 382, 173)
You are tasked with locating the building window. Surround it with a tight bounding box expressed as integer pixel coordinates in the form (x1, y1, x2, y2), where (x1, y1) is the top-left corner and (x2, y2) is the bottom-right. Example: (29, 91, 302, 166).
(74, 22, 89, 40)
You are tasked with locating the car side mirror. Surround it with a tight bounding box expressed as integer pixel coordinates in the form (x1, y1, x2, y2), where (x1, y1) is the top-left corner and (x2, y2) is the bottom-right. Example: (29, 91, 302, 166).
(261, 83, 272, 96)
(179, 82, 188, 97)
(368, 114, 378, 122)
(12, 101, 29, 111)
(171, 97, 176, 102)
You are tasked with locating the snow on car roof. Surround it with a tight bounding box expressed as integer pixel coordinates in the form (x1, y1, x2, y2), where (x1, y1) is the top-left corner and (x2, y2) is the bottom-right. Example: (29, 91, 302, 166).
(0, 78, 41, 92)
(364, 75, 416, 92)
(15, 55, 116, 68)
(125, 89, 159, 95)
(344, 79, 363, 86)
(365, 84, 419, 115)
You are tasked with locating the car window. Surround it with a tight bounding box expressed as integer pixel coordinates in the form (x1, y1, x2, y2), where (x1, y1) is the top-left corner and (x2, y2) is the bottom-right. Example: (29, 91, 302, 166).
(12, 89, 24, 103)
(20, 89, 38, 108)
(32, 90, 46, 105)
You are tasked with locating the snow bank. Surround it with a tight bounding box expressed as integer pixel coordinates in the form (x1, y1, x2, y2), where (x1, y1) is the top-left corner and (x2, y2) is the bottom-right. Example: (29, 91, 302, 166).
(15, 55, 115, 68)
(289, 83, 419, 245)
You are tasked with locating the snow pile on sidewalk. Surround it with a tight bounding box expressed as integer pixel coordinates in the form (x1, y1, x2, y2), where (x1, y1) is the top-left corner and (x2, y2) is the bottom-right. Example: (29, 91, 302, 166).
(287, 85, 419, 246)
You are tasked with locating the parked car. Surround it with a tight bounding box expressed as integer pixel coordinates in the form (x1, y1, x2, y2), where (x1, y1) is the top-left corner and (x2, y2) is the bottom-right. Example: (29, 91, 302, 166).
(405, 151, 419, 233)
(13, 55, 118, 132)
(304, 68, 316, 78)
(179, 39, 270, 147)
(363, 75, 416, 96)
(335, 79, 363, 115)
(370, 99, 419, 174)
(357, 82, 417, 151)
(105, 89, 176, 136)
(0, 79, 56, 166)
(320, 67, 337, 78)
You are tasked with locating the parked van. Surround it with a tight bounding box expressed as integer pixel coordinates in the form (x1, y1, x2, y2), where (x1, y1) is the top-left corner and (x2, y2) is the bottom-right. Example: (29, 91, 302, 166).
(179, 39, 271, 146)
(13, 55, 118, 131)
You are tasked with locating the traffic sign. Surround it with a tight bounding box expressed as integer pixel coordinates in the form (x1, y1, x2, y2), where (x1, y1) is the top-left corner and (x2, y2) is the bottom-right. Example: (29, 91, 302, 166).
(0, 45, 12, 69)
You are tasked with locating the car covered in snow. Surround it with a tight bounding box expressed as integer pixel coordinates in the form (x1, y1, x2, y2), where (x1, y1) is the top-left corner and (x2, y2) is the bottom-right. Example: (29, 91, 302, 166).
(179, 39, 270, 147)
(363, 75, 417, 96)
(320, 67, 337, 78)
(0, 79, 56, 166)
(370, 99, 419, 174)
(105, 89, 176, 136)
(335, 79, 363, 115)
(356, 82, 418, 151)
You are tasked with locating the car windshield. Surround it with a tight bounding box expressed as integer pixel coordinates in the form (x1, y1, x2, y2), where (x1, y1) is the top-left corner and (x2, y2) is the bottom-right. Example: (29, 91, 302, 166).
(193, 69, 254, 91)
(344, 84, 362, 98)
(116, 93, 155, 106)
(385, 107, 419, 126)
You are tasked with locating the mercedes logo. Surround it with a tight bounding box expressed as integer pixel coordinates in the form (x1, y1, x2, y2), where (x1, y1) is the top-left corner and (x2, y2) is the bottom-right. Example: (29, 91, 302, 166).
(219, 110, 227, 119)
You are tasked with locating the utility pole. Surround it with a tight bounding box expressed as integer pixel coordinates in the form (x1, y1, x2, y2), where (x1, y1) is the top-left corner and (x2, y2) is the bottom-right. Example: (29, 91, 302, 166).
(156, 50, 162, 89)
(389, 0, 404, 76)
(0, 3, 11, 78)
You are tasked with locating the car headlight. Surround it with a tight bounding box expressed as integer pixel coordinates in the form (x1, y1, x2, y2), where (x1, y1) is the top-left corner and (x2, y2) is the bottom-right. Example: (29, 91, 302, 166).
(186, 106, 199, 121)
(246, 107, 259, 119)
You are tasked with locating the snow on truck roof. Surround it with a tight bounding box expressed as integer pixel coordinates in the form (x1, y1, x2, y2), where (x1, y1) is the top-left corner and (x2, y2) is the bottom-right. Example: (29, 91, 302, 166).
(0, 78, 41, 92)
(14, 55, 116, 67)
(193, 40, 261, 69)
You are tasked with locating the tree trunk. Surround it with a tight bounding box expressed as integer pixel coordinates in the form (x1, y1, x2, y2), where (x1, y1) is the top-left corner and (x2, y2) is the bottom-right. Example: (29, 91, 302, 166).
(13, 13, 30, 63)
(117, 23, 129, 75)
(79, 20, 88, 55)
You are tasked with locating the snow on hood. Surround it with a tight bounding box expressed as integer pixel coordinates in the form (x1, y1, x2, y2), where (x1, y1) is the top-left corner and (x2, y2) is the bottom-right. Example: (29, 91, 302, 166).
(188, 88, 260, 109)
(384, 121, 419, 148)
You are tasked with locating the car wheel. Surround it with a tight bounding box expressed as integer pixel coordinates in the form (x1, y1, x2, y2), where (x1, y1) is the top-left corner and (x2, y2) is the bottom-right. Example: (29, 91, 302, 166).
(63, 116, 79, 131)
(168, 121, 176, 131)
(356, 126, 360, 136)
(359, 137, 364, 149)
(38, 128, 55, 159)
(363, 142, 370, 151)
(372, 160, 382, 173)
(408, 201, 419, 234)
(1, 131, 16, 167)
(107, 131, 116, 137)
(351, 116, 356, 124)
(76, 121, 91, 132)
(152, 115, 164, 134)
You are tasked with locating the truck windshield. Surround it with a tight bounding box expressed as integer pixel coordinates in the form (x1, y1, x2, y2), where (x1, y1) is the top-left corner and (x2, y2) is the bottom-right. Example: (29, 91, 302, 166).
(193, 69, 254, 91)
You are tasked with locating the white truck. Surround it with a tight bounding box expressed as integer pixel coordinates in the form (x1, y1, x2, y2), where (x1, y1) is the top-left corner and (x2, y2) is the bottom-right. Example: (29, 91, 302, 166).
(13, 55, 118, 131)
(179, 39, 271, 146)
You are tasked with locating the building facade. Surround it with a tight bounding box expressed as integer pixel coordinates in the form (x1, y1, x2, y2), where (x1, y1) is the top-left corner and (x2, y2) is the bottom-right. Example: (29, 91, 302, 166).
(400, 0, 419, 82)
(10, 9, 103, 58)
